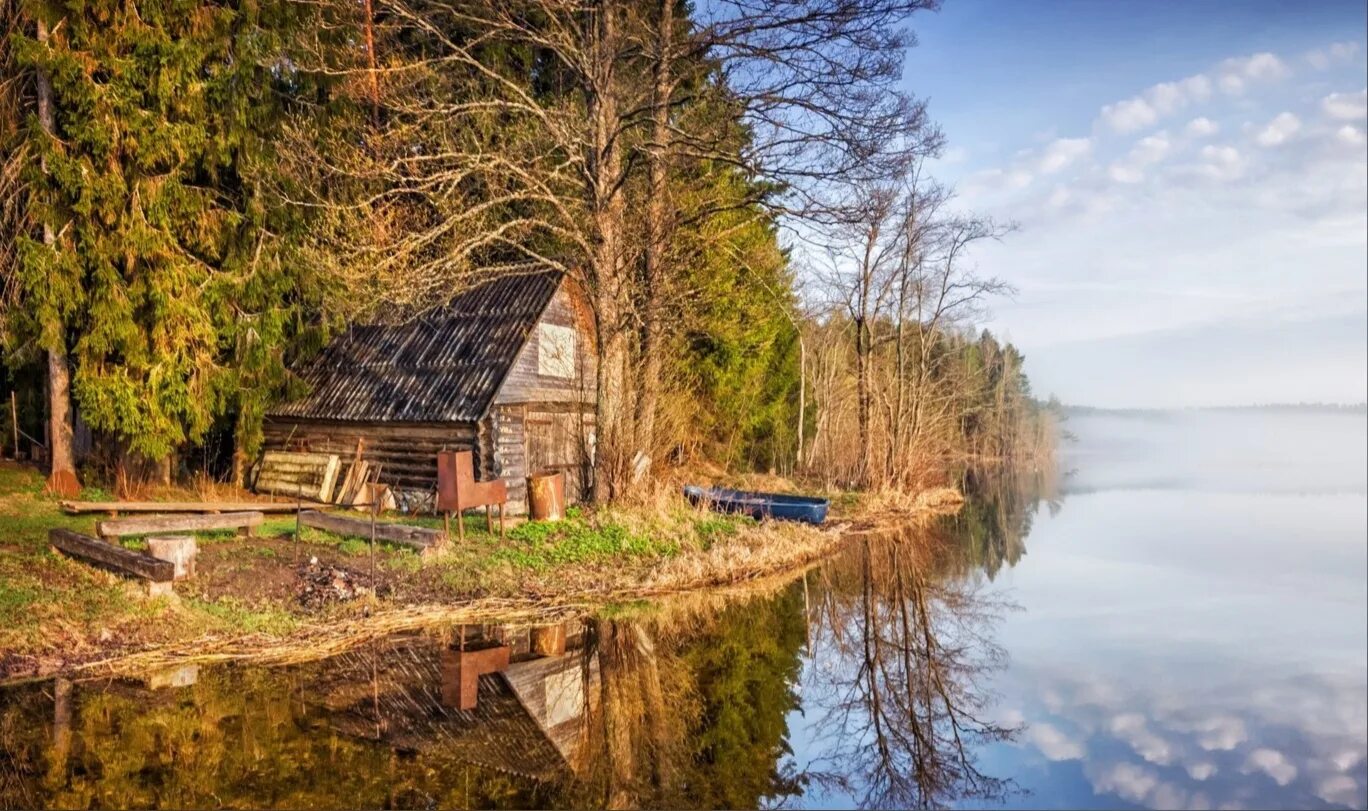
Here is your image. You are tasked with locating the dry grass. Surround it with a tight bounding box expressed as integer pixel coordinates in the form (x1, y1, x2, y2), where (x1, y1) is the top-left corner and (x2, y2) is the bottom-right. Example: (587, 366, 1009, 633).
(0, 461, 964, 684)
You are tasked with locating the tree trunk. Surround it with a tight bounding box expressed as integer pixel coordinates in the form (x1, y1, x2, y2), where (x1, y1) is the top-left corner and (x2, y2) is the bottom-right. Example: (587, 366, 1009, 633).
(588, 1, 631, 502)
(633, 0, 675, 478)
(796, 333, 806, 472)
(36, 19, 79, 498)
(855, 317, 872, 488)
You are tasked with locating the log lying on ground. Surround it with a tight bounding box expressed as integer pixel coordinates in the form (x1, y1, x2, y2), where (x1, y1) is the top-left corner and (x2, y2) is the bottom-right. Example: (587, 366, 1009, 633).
(62, 500, 310, 515)
(96, 511, 265, 540)
(49, 528, 174, 583)
(298, 510, 444, 555)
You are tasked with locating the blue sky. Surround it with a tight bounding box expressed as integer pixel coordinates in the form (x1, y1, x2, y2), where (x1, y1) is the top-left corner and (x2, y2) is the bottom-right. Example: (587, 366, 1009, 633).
(897, 0, 1368, 407)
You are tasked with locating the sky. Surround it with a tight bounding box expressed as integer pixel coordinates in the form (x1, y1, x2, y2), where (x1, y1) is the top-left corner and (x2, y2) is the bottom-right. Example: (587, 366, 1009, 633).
(897, 0, 1368, 408)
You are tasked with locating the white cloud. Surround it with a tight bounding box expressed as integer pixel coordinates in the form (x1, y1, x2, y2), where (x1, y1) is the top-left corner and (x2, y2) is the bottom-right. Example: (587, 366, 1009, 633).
(1244, 748, 1298, 786)
(1322, 89, 1368, 121)
(1187, 761, 1217, 781)
(1025, 722, 1086, 761)
(1186, 713, 1247, 751)
(1217, 52, 1290, 95)
(1198, 144, 1245, 181)
(1306, 41, 1361, 70)
(1315, 774, 1360, 806)
(1336, 125, 1366, 147)
(1089, 761, 1162, 805)
(1107, 132, 1172, 184)
(1100, 75, 1213, 134)
(1098, 53, 1285, 134)
(1186, 117, 1220, 138)
(965, 138, 1093, 199)
(1101, 97, 1159, 134)
(1037, 137, 1093, 173)
(1109, 712, 1176, 765)
(1255, 112, 1301, 147)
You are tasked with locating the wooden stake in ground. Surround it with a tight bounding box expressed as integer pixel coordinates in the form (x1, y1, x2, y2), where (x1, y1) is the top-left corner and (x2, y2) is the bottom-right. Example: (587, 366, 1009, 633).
(294, 481, 303, 564)
(9, 391, 17, 460)
(369, 463, 384, 593)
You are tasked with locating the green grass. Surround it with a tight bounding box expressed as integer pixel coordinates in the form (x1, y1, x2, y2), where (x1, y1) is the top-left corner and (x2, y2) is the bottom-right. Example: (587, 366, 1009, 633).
(693, 514, 754, 549)
(184, 596, 298, 636)
(0, 582, 42, 627)
(491, 514, 680, 572)
(0, 459, 816, 667)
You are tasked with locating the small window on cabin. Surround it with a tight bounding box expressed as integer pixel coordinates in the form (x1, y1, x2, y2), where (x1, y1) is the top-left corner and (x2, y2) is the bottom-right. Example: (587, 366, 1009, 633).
(538, 323, 576, 378)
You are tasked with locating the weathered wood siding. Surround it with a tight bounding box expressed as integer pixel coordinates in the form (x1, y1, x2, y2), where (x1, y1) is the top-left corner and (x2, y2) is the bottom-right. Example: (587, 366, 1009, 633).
(487, 406, 529, 514)
(493, 284, 596, 408)
(487, 404, 593, 512)
(503, 651, 600, 767)
(262, 418, 478, 496)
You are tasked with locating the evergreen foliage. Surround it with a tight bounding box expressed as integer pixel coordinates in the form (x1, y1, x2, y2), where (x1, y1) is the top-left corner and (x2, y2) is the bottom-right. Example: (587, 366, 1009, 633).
(8, 0, 333, 461)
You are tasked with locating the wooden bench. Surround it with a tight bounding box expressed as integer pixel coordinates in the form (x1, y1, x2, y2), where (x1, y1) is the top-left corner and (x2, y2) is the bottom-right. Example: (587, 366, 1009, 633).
(95, 511, 265, 541)
(298, 510, 445, 556)
(62, 500, 308, 516)
(49, 528, 175, 596)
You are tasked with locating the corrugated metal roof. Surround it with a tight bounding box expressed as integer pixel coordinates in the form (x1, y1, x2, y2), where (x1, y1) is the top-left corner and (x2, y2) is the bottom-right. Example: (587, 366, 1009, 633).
(271, 270, 563, 423)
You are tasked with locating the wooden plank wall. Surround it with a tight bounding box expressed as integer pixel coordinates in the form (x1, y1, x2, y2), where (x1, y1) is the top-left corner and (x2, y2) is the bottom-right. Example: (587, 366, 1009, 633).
(489, 404, 593, 513)
(262, 419, 478, 497)
(493, 284, 596, 408)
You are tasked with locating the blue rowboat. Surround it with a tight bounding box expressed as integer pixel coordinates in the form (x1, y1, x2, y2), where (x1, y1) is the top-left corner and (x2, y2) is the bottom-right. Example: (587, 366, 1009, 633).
(683, 485, 830, 525)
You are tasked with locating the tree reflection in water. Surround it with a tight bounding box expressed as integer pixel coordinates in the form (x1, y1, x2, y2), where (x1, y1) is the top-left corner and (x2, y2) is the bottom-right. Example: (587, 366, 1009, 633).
(799, 530, 1021, 809)
(0, 477, 1042, 810)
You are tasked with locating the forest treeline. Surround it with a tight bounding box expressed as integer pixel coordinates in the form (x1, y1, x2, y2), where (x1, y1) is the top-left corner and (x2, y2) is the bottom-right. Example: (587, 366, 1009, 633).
(0, 0, 1055, 498)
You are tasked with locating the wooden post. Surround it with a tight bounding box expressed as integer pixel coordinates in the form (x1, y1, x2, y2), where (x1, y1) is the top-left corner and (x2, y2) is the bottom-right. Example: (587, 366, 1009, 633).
(369, 463, 383, 591)
(294, 481, 303, 564)
(48, 677, 71, 784)
(453, 463, 464, 542)
(9, 391, 17, 460)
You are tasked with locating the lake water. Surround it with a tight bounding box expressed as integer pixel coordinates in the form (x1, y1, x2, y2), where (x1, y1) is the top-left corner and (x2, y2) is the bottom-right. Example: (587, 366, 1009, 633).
(1, 409, 1364, 809)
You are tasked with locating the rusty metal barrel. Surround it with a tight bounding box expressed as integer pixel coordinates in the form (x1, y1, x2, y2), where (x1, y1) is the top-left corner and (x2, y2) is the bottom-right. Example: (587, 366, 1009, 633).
(526, 471, 566, 521)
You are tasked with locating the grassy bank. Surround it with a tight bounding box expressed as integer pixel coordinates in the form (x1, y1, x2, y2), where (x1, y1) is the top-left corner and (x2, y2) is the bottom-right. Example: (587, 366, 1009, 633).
(0, 462, 930, 681)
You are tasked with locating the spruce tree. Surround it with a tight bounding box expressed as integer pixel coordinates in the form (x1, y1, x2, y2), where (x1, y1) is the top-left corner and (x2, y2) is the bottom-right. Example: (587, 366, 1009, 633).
(10, 0, 332, 475)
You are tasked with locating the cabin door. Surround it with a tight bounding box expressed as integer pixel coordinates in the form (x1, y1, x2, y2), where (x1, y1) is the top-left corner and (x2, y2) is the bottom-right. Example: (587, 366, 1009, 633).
(525, 411, 587, 499)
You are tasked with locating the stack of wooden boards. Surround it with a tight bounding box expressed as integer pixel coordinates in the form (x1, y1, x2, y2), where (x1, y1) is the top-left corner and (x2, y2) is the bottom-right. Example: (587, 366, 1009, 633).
(254, 450, 394, 510)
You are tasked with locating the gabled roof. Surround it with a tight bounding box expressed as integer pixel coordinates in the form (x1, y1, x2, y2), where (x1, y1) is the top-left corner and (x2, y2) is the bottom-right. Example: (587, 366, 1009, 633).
(270, 270, 563, 423)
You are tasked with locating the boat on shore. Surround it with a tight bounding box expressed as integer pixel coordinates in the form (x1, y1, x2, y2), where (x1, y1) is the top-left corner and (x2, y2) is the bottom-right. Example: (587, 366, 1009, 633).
(683, 485, 830, 525)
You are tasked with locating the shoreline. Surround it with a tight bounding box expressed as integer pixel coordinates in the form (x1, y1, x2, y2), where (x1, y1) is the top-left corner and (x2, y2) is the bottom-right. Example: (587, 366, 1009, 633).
(0, 461, 961, 685)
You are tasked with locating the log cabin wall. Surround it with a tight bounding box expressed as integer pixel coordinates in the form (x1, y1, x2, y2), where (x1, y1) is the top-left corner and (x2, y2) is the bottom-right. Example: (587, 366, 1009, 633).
(261, 418, 479, 498)
(263, 270, 597, 515)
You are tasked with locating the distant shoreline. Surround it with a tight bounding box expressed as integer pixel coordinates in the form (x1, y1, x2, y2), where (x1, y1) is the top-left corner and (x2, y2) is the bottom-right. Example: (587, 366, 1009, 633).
(1061, 403, 1368, 417)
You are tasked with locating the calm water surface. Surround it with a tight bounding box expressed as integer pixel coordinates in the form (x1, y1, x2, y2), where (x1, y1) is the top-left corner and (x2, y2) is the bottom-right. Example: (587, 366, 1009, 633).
(1, 409, 1364, 809)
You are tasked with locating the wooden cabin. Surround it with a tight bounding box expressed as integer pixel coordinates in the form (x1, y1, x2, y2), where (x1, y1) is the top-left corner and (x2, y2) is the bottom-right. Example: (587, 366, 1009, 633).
(263, 270, 595, 514)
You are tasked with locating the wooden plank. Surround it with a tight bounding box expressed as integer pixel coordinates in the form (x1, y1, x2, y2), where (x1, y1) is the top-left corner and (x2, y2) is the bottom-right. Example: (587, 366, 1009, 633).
(49, 528, 174, 582)
(298, 510, 443, 552)
(96, 511, 265, 540)
(62, 500, 308, 515)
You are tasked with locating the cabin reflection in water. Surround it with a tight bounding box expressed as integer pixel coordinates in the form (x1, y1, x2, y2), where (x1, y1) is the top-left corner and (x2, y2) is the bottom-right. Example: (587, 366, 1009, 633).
(312, 622, 600, 783)
(0, 486, 1038, 809)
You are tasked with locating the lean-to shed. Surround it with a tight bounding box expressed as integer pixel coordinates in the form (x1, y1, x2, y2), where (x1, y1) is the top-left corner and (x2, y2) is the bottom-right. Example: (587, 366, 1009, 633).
(263, 270, 595, 513)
